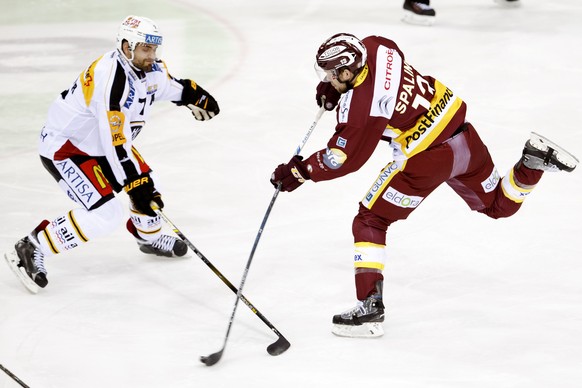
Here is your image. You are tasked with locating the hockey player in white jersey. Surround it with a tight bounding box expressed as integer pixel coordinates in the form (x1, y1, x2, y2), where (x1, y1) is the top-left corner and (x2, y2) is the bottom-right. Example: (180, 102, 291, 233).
(4, 15, 220, 293)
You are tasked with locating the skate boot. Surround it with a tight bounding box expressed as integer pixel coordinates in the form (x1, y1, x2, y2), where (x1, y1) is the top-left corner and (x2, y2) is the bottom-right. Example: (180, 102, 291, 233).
(402, 0, 436, 26)
(126, 219, 187, 257)
(15, 236, 48, 287)
(4, 222, 49, 293)
(332, 296, 385, 338)
(521, 132, 579, 173)
(138, 235, 188, 257)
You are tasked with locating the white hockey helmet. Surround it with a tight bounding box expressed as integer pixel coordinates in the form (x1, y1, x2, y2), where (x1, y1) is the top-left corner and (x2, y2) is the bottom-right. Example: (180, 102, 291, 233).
(315, 33, 367, 82)
(116, 15, 163, 58)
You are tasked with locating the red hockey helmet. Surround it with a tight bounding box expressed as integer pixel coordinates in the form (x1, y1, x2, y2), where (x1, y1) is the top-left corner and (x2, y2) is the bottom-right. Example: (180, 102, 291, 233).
(315, 33, 367, 82)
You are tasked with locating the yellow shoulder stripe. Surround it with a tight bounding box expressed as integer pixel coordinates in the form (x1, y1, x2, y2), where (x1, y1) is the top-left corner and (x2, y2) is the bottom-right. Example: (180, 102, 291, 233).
(80, 55, 103, 107)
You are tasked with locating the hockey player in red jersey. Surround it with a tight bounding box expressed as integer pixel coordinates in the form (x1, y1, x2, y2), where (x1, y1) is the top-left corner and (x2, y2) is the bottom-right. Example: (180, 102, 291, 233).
(4, 15, 220, 293)
(271, 33, 578, 338)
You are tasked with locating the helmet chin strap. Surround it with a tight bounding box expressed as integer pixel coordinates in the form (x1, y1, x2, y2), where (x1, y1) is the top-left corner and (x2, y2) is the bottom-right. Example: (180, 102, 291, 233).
(337, 72, 356, 91)
(128, 59, 142, 72)
(128, 47, 135, 62)
(119, 46, 142, 72)
(344, 76, 356, 91)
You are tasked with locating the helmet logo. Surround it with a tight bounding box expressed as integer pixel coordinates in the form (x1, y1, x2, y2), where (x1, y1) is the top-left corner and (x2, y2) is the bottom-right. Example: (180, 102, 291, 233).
(319, 46, 344, 60)
(145, 34, 163, 45)
(122, 17, 141, 28)
(315, 33, 367, 76)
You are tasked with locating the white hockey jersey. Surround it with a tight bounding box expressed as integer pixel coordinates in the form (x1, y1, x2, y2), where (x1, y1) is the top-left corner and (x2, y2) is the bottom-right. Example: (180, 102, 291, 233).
(39, 49, 184, 188)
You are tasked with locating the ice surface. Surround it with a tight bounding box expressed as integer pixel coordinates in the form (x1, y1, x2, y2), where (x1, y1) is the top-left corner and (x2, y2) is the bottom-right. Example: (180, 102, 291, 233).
(1, 0, 581, 387)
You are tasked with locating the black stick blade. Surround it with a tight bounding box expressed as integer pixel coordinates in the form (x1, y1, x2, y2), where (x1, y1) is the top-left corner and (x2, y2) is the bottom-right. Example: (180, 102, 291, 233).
(266, 336, 291, 356)
(200, 349, 224, 367)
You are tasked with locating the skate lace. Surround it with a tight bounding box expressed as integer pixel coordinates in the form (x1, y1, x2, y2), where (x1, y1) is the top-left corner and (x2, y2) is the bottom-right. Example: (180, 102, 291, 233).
(33, 249, 47, 275)
(413, 2, 432, 10)
(151, 235, 176, 253)
(341, 301, 366, 318)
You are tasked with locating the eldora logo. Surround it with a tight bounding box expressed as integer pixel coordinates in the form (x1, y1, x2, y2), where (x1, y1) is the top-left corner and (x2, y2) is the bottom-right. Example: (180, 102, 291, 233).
(145, 34, 163, 45)
(382, 187, 424, 208)
(481, 168, 500, 193)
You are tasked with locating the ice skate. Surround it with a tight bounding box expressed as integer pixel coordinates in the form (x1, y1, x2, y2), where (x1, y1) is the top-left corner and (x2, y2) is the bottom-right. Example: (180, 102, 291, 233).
(332, 296, 385, 338)
(138, 235, 188, 257)
(521, 132, 578, 173)
(4, 233, 48, 293)
(402, 0, 436, 26)
(126, 219, 188, 257)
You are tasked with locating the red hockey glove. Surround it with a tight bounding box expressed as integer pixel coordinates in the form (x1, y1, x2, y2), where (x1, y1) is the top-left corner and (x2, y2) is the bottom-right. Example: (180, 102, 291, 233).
(124, 174, 164, 217)
(270, 155, 310, 192)
(174, 79, 220, 121)
(316, 81, 341, 111)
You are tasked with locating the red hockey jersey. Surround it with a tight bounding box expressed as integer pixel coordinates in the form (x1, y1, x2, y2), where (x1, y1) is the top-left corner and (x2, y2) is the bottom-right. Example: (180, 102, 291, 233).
(305, 35, 467, 182)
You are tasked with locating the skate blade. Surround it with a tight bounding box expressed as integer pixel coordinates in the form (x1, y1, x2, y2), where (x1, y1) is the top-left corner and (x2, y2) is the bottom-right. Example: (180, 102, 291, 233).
(530, 132, 579, 170)
(402, 11, 435, 26)
(331, 322, 384, 338)
(3, 251, 39, 294)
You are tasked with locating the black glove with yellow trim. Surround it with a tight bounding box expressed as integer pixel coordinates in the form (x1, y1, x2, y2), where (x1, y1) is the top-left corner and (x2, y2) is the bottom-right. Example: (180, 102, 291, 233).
(174, 79, 220, 121)
(124, 174, 164, 217)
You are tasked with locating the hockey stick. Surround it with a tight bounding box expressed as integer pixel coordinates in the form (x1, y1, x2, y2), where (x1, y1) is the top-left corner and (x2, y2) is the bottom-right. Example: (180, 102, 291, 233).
(200, 105, 327, 366)
(154, 208, 289, 360)
(0, 364, 31, 388)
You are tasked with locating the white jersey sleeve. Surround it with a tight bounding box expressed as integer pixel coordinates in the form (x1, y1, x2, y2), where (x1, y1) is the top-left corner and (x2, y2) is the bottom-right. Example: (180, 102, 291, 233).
(39, 50, 185, 189)
(149, 60, 184, 102)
